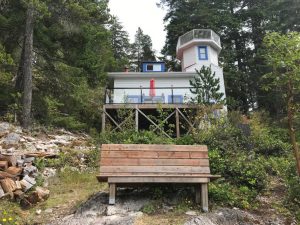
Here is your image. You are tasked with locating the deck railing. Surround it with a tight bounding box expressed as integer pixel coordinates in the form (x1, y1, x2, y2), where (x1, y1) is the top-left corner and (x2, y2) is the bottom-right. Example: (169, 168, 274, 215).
(104, 87, 194, 104)
(177, 29, 221, 50)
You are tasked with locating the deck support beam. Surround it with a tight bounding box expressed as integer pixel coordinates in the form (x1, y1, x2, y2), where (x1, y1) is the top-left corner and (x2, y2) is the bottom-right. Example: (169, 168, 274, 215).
(102, 106, 106, 133)
(176, 108, 180, 138)
(135, 106, 139, 131)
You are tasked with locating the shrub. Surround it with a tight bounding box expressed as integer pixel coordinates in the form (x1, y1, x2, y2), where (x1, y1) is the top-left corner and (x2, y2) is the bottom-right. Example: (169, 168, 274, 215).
(98, 130, 174, 145)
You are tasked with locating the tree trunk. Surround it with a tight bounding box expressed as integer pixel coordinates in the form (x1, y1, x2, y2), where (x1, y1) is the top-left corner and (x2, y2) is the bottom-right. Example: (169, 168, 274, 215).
(287, 80, 300, 176)
(21, 4, 34, 129)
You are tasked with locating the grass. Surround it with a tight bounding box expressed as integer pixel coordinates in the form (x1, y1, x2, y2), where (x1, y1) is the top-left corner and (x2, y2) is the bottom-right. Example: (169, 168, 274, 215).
(1, 167, 106, 225)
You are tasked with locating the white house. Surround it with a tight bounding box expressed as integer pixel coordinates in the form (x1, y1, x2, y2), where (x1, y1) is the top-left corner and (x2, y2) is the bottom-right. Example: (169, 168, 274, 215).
(106, 29, 226, 107)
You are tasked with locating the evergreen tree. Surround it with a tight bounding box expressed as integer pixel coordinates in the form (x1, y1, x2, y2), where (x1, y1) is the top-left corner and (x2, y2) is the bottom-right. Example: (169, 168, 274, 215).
(130, 27, 156, 71)
(109, 16, 130, 71)
(189, 66, 224, 105)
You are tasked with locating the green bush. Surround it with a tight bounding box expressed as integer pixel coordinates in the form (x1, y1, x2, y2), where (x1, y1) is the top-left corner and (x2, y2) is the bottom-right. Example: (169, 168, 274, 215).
(98, 130, 174, 145)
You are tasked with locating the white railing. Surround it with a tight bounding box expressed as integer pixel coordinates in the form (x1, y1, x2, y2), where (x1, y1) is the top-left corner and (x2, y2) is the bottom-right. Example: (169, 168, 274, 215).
(177, 29, 221, 50)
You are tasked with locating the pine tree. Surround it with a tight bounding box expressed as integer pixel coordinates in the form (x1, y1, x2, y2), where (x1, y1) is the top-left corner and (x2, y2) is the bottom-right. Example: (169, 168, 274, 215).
(109, 16, 130, 71)
(130, 27, 156, 71)
(189, 66, 224, 105)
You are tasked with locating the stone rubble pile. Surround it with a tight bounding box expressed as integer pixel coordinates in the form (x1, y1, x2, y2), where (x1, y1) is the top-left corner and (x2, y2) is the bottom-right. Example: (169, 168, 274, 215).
(0, 122, 94, 208)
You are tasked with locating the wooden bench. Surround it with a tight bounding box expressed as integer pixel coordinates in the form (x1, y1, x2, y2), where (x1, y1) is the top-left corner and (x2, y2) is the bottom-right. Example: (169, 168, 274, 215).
(96, 144, 220, 212)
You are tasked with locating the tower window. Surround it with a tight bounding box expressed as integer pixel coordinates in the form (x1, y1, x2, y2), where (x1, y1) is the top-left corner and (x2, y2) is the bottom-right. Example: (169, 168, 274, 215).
(198, 46, 208, 60)
(147, 64, 153, 71)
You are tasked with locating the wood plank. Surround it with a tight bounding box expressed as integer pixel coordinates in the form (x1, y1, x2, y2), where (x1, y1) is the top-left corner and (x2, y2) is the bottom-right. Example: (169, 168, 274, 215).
(100, 158, 209, 166)
(101, 151, 208, 159)
(100, 166, 210, 174)
(102, 144, 208, 152)
(98, 174, 216, 178)
(107, 177, 209, 183)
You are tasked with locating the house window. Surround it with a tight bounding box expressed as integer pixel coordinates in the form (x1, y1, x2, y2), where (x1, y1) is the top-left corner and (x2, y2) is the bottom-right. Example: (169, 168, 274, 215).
(198, 46, 208, 60)
(146, 64, 153, 71)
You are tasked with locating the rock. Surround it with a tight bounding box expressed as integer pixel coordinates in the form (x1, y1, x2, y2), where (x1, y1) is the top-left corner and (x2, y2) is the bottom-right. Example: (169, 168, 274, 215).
(43, 168, 56, 178)
(184, 216, 217, 225)
(23, 164, 38, 176)
(23, 142, 37, 152)
(2, 132, 21, 148)
(36, 209, 42, 215)
(23, 136, 36, 142)
(185, 210, 198, 216)
(45, 208, 53, 214)
(0, 122, 10, 137)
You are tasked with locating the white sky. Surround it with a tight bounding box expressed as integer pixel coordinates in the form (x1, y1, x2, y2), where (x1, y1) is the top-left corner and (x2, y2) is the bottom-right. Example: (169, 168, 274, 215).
(108, 0, 167, 55)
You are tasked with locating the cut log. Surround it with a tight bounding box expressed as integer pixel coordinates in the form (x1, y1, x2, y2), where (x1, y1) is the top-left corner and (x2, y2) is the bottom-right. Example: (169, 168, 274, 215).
(0, 185, 5, 198)
(35, 186, 50, 200)
(0, 178, 17, 193)
(23, 164, 37, 176)
(0, 154, 17, 166)
(6, 166, 23, 176)
(20, 175, 36, 192)
(25, 152, 57, 158)
(15, 180, 22, 190)
(14, 189, 25, 200)
(0, 171, 17, 179)
(0, 161, 8, 170)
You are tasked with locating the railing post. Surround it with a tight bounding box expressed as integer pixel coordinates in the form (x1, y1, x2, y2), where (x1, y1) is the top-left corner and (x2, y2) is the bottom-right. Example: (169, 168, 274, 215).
(140, 86, 143, 104)
(171, 85, 174, 104)
(103, 87, 107, 104)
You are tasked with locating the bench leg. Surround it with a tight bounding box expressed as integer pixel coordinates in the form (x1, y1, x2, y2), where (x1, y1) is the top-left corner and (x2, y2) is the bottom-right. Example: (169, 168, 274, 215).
(201, 183, 208, 212)
(109, 183, 116, 205)
(195, 185, 201, 204)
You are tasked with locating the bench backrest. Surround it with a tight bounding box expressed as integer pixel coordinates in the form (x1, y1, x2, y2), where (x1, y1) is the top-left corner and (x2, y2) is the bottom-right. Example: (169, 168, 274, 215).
(99, 144, 210, 176)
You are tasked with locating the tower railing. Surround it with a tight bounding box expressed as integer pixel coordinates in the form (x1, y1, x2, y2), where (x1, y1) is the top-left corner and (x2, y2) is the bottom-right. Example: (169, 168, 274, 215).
(177, 29, 221, 51)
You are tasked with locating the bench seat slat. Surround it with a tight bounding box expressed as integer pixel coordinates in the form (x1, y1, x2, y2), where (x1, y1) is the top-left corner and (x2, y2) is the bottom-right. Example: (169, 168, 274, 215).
(100, 158, 209, 166)
(102, 144, 208, 152)
(108, 176, 210, 183)
(101, 151, 208, 159)
(100, 166, 210, 174)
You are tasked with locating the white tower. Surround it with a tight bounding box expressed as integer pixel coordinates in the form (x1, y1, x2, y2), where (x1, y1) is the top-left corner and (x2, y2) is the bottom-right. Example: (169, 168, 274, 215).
(176, 29, 226, 103)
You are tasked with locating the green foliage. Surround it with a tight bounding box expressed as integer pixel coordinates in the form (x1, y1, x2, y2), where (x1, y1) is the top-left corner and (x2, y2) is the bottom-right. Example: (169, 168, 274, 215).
(189, 66, 224, 104)
(98, 130, 174, 145)
(142, 201, 160, 214)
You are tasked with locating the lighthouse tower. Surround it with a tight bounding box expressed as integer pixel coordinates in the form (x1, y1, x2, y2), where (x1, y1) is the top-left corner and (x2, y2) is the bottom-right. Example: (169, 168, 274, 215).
(176, 29, 226, 101)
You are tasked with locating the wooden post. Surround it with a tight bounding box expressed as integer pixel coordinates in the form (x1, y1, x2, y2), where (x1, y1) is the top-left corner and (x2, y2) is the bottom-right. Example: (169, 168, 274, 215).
(135, 106, 139, 132)
(109, 183, 116, 205)
(175, 108, 180, 138)
(102, 106, 106, 133)
(201, 183, 208, 212)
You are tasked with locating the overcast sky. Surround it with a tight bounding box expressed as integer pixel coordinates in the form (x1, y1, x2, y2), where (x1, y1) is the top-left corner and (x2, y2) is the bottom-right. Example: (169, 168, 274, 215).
(108, 0, 167, 55)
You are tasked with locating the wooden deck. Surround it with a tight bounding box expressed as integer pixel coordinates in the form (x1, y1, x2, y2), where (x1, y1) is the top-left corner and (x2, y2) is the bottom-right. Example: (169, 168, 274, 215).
(97, 144, 220, 212)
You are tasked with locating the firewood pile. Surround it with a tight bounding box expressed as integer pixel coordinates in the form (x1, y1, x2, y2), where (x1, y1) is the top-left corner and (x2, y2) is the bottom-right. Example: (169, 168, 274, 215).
(0, 151, 54, 208)
(0, 122, 94, 208)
